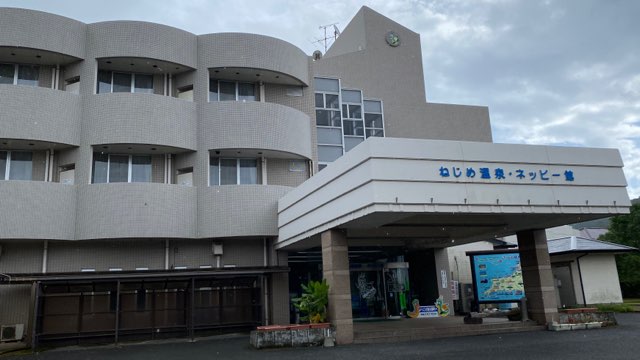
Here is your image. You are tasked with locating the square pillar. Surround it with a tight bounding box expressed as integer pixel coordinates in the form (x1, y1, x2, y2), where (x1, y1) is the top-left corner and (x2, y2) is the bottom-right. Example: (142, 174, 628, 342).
(434, 248, 454, 314)
(517, 229, 558, 325)
(321, 229, 353, 344)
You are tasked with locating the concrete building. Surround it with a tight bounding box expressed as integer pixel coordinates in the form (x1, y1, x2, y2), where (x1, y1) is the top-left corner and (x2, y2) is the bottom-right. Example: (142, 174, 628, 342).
(0, 6, 631, 346)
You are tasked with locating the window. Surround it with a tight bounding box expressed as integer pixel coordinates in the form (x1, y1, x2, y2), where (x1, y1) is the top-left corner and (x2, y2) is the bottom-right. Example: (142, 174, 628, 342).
(97, 71, 153, 94)
(209, 80, 256, 102)
(0, 151, 33, 180)
(341, 89, 364, 136)
(315, 78, 344, 165)
(0, 64, 39, 86)
(92, 152, 152, 183)
(209, 157, 258, 185)
(364, 100, 385, 138)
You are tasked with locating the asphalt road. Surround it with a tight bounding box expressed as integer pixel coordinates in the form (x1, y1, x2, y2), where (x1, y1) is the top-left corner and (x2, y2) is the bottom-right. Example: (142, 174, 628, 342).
(7, 313, 640, 360)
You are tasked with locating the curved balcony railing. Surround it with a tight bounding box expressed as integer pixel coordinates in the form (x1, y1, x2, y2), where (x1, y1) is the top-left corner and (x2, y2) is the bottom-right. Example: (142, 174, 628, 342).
(0, 85, 81, 146)
(0, 8, 85, 60)
(198, 33, 309, 85)
(200, 101, 312, 159)
(87, 21, 196, 68)
(84, 93, 197, 151)
(0, 181, 76, 240)
(76, 183, 196, 240)
(198, 185, 292, 238)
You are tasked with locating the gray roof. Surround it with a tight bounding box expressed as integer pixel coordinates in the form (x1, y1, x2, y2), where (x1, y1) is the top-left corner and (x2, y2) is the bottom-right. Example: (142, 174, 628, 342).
(548, 236, 637, 255)
(578, 228, 608, 240)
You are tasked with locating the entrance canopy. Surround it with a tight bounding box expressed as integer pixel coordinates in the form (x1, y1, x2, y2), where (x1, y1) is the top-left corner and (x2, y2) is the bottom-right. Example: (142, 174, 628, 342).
(277, 138, 630, 250)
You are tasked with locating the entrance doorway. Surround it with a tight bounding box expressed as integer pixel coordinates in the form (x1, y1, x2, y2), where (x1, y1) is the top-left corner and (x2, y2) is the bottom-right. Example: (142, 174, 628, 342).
(289, 246, 441, 320)
(552, 264, 577, 307)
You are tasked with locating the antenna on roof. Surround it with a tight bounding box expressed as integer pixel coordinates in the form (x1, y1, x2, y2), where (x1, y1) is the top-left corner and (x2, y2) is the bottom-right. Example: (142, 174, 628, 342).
(312, 22, 340, 52)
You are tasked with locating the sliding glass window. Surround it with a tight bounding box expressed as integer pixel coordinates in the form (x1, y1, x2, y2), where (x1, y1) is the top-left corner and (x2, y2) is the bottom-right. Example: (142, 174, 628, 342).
(0, 151, 33, 180)
(0, 64, 39, 86)
(92, 153, 152, 183)
(209, 157, 258, 185)
(209, 80, 256, 102)
(97, 71, 153, 94)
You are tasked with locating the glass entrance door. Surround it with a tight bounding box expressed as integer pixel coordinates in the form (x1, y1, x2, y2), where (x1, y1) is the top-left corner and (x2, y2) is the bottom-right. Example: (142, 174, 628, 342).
(350, 266, 385, 319)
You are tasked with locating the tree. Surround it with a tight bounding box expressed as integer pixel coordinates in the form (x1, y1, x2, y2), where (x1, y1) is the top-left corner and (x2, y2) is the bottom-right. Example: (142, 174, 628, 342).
(600, 203, 640, 297)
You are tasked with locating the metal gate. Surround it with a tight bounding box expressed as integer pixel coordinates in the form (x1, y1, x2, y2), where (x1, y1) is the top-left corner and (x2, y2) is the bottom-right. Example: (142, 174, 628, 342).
(34, 276, 262, 345)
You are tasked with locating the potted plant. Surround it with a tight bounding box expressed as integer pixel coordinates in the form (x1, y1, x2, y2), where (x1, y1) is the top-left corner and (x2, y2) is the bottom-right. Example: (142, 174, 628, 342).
(292, 279, 329, 323)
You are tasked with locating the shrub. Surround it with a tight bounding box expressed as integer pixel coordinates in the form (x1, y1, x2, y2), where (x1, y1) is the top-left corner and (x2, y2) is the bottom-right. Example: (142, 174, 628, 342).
(292, 279, 329, 323)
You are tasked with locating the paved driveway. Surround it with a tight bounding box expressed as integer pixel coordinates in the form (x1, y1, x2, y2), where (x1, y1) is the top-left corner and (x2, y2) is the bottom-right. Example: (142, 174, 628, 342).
(6, 313, 640, 360)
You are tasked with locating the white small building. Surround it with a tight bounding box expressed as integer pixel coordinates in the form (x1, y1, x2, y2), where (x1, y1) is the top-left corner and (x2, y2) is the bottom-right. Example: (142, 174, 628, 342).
(548, 236, 636, 306)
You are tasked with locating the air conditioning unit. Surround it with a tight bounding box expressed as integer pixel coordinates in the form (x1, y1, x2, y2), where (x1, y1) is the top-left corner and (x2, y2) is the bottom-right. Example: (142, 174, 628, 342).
(1, 324, 24, 342)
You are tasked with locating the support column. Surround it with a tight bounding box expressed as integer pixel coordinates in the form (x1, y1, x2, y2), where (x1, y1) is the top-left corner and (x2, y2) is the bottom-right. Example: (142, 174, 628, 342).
(517, 229, 558, 325)
(321, 229, 353, 344)
(434, 248, 454, 314)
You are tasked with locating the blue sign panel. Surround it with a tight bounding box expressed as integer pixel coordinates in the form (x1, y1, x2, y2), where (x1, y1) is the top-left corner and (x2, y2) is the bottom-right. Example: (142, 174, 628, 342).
(470, 252, 525, 303)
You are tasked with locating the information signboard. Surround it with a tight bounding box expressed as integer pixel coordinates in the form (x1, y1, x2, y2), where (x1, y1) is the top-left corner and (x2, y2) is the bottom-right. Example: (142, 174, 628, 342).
(468, 250, 525, 303)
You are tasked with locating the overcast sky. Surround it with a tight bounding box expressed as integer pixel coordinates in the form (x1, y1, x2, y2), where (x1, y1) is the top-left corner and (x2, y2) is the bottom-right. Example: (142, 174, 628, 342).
(2, 0, 638, 198)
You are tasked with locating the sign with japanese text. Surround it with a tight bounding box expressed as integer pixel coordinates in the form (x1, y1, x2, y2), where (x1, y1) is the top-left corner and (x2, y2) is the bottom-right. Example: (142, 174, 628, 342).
(438, 165, 575, 183)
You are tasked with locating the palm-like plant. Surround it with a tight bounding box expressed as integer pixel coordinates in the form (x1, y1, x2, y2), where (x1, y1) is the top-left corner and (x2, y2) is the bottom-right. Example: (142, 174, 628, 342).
(292, 279, 329, 323)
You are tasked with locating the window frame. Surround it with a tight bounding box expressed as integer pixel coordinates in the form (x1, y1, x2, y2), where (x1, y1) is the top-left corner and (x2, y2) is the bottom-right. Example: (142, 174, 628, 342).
(209, 157, 259, 186)
(0, 150, 33, 180)
(96, 70, 154, 94)
(0, 63, 40, 86)
(315, 77, 345, 168)
(363, 99, 385, 139)
(91, 152, 152, 184)
(208, 79, 257, 102)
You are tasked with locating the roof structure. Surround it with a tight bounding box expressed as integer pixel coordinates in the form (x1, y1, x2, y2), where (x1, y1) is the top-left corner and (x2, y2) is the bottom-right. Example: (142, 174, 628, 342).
(547, 236, 637, 255)
(578, 228, 608, 240)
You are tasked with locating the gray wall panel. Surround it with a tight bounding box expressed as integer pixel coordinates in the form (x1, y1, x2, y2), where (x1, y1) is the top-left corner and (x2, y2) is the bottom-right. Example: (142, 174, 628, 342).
(0, 285, 31, 328)
(47, 239, 165, 272)
(83, 93, 197, 150)
(87, 21, 196, 68)
(267, 158, 309, 187)
(31, 151, 47, 181)
(198, 33, 309, 85)
(0, 8, 86, 59)
(0, 85, 81, 146)
(0, 182, 76, 240)
(198, 185, 292, 238)
(169, 238, 266, 268)
(200, 101, 311, 159)
(76, 183, 196, 240)
(0, 241, 42, 273)
(222, 239, 265, 267)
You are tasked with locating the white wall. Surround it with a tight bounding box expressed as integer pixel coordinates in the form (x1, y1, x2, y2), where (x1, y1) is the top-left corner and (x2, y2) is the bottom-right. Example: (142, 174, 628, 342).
(580, 254, 624, 304)
(447, 241, 494, 285)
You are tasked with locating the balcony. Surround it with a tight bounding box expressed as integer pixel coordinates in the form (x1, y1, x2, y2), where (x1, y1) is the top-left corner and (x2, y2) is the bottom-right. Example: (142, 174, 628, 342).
(0, 8, 85, 60)
(0, 181, 76, 240)
(87, 21, 196, 69)
(199, 33, 309, 86)
(84, 93, 197, 151)
(198, 185, 292, 238)
(76, 183, 196, 240)
(0, 85, 82, 146)
(201, 101, 312, 159)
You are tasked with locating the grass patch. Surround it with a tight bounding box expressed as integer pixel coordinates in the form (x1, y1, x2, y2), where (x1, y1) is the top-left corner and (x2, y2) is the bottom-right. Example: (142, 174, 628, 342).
(595, 303, 635, 312)
(623, 298, 640, 304)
